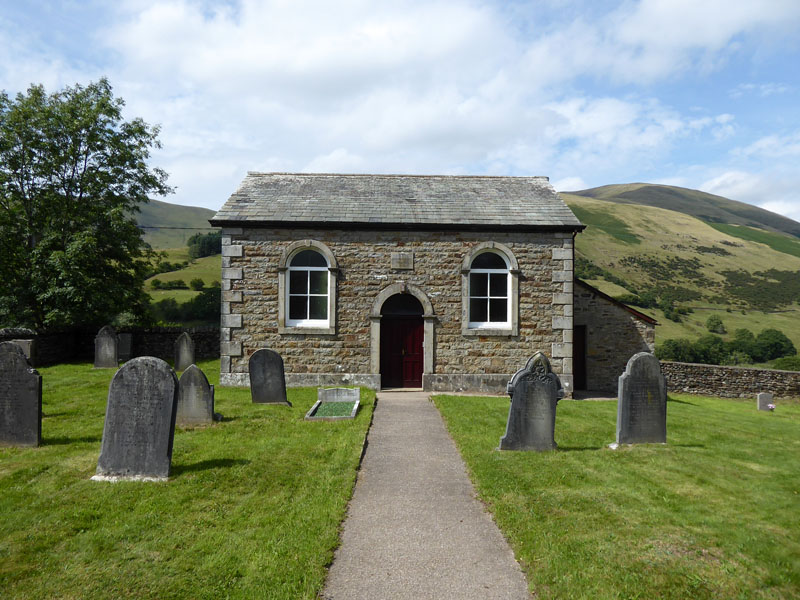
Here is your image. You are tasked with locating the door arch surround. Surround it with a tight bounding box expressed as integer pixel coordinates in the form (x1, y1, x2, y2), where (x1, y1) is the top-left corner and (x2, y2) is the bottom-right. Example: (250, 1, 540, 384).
(370, 282, 435, 387)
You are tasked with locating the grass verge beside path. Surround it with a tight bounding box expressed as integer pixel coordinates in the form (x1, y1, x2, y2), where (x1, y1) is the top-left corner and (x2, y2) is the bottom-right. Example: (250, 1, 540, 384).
(0, 360, 374, 599)
(434, 394, 800, 599)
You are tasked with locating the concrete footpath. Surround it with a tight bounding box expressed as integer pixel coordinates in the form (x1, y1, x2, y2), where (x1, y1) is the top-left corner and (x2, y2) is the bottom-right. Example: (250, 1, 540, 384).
(323, 390, 531, 599)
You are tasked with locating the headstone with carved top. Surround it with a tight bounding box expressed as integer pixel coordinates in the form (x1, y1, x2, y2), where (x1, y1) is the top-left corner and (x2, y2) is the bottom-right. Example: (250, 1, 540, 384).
(93, 357, 179, 481)
(616, 352, 667, 445)
(499, 352, 564, 451)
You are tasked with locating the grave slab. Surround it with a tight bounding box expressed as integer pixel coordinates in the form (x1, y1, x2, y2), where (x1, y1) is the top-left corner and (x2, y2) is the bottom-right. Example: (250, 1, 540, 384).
(0, 351, 42, 447)
(499, 352, 564, 451)
(249, 349, 291, 405)
(93, 356, 179, 481)
(616, 352, 667, 445)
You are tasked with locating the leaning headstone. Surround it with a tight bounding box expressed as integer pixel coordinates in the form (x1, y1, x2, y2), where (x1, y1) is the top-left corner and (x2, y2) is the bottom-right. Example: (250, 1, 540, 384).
(177, 364, 215, 426)
(249, 349, 291, 406)
(93, 357, 179, 481)
(757, 392, 774, 411)
(499, 352, 564, 451)
(94, 325, 119, 369)
(616, 352, 667, 445)
(174, 332, 195, 371)
(0, 350, 42, 447)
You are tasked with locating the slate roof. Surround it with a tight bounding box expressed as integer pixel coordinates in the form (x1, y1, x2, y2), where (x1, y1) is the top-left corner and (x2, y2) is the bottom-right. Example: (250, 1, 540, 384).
(210, 173, 585, 231)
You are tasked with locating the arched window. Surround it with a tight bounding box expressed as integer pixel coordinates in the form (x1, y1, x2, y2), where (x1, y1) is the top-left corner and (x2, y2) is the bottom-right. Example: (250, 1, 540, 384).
(278, 240, 338, 335)
(461, 242, 519, 336)
(468, 252, 510, 328)
(287, 250, 329, 326)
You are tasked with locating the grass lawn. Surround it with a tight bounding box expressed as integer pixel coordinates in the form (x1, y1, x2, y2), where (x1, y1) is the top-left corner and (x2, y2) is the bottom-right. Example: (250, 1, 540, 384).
(434, 393, 800, 599)
(0, 359, 374, 599)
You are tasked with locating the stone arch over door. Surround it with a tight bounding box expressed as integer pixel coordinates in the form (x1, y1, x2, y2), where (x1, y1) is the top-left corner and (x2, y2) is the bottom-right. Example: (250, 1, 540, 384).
(370, 282, 435, 383)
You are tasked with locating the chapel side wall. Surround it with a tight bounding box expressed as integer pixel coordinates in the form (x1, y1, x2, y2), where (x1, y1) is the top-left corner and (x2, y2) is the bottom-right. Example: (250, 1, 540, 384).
(574, 284, 655, 392)
(218, 227, 575, 391)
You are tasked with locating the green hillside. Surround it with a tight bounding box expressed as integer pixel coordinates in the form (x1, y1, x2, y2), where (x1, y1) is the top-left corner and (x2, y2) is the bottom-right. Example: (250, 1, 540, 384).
(135, 198, 217, 249)
(563, 192, 800, 350)
(568, 183, 800, 238)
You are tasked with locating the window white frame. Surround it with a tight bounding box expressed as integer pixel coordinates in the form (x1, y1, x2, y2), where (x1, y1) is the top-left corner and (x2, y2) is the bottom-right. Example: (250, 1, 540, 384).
(461, 242, 520, 337)
(467, 252, 511, 329)
(278, 240, 338, 335)
(287, 251, 330, 327)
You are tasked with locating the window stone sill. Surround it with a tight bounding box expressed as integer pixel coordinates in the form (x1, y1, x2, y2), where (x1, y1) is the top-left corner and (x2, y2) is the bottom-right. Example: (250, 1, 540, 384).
(461, 326, 517, 337)
(278, 326, 336, 336)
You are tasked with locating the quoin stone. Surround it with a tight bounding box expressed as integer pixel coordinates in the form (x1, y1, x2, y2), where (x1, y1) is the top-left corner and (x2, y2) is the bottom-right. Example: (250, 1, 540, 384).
(757, 392, 774, 411)
(174, 332, 195, 371)
(177, 364, 215, 426)
(616, 352, 667, 445)
(499, 352, 564, 451)
(94, 325, 119, 369)
(249, 349, 291, 405)
(0, 347, 42, 447)
(93, 356, 179, 481)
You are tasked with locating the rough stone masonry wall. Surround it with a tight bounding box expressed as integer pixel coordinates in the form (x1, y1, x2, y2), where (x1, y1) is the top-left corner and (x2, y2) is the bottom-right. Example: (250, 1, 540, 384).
(573, 284, 655, 392)
(219, 227, 574, 392)
(661, 361, 800, 398)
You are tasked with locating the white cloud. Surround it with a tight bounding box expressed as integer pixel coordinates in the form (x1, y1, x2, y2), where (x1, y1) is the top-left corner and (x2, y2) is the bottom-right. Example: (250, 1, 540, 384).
(553, 176, 587, 192)
(700, 170, 800, 223)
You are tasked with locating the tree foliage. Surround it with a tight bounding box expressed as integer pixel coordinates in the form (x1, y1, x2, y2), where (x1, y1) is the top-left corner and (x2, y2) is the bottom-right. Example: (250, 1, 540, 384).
(705, 314, 726, 334)
(0, 79, 170, 329)
(656, 327, 797, 365)
(187, 231, 221, 259)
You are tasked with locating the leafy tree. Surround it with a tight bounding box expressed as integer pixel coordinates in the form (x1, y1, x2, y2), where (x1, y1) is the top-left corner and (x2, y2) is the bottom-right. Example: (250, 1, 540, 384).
(693, 334, 728, 365)
(151, 279, 163, 290)
(705, 314, 726, 334)
(754, 328, 796, 362)
(0, 79, 170, 329)
(187, 231, 221, 259)
(189, 278, 205, 291)
(655, 338, 696, 363)
(772, 356, 800, 371)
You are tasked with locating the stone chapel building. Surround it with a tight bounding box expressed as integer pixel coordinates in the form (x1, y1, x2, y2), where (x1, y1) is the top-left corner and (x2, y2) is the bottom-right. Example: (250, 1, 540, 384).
(210, 173, 655, 395)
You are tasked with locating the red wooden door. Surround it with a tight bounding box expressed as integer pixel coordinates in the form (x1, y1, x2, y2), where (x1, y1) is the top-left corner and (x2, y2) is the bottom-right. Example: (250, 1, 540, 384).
(380, 316, 423, 388)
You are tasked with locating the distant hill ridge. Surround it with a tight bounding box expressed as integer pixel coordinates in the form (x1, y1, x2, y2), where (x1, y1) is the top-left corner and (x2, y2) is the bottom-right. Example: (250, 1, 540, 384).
(567, 183, 800, 238)
(135, 198, 217, 249)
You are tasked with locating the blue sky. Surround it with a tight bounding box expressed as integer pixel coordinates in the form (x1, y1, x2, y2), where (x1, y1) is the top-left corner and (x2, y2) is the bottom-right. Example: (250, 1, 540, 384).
(1, 0, 799, 222)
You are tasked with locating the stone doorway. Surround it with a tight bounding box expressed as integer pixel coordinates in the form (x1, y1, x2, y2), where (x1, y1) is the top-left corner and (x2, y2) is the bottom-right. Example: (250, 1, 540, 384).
(379, 294, 424, 388)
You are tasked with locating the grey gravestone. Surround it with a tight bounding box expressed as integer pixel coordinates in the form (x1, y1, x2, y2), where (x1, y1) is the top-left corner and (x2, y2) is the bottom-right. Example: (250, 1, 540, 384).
(177, 364, 215, 426)
(0, 341, 27, 357)
(499, 352, 564, 451)
(757, 392, 774, 411)
(616, 352, 667, 445)
(0, 350, 42, 447)
(174, 332, 195, 371)
(249, 349, 291, 406)
(94, 325, 119, 369)
(118, 333, 133, 362)
(318, 387, 360, 403)
(93, 357, 179, 481)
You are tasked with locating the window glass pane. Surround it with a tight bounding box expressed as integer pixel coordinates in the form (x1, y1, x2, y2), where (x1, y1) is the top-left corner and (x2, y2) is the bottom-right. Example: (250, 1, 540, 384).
(309, 270, 327, 294)
(309, 296, 327, 320)
(289, 296, 307, 320)
(470, 298, 488, 322)
(291, 250, 327, 267)
(289, 270, 308, 294)
(471, 252, 506, 269)
(489, 298, 507, 322)
(470, 273, 488, 297)
(489, 273, 507, 297)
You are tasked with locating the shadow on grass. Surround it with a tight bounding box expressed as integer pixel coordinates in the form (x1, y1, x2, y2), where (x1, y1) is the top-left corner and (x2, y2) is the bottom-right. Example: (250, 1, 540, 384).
(46, 435, 102, 445)
(172, 458, 251, 476)
(557, 445, 605, 452)
(667, 396, 697, 405)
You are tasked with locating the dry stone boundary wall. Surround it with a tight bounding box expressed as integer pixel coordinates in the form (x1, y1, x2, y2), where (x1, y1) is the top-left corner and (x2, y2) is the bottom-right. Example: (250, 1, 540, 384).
(661, 361, 800, 398)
